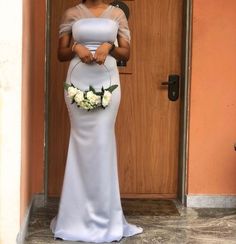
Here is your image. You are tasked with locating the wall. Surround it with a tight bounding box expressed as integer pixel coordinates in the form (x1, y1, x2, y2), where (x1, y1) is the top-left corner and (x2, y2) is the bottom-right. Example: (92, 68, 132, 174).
(0, 1, 22, 242)
(20, 0, 45, 224)
(19, 0, 236, 229)
(188, 0, 236, 194)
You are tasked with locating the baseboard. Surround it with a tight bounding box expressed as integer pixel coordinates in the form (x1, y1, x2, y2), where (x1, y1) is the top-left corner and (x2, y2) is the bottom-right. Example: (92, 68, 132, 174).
(16, 193, 45, 243)
(185, 194, 236, 208)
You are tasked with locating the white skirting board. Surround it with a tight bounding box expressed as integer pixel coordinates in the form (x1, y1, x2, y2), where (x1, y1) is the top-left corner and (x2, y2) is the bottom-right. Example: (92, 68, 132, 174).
(16, 193, 45, 244)
(185, 194, 236, 208)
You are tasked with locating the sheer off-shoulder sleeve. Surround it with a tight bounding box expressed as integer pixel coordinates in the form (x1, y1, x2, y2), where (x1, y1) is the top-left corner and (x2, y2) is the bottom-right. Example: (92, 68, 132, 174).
(59, 7, 78, 38)
(116, 9, 131, 44)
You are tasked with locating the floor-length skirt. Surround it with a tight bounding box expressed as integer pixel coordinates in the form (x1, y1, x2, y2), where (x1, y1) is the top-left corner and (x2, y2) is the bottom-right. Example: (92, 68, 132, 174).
(50, 53, 143, 242)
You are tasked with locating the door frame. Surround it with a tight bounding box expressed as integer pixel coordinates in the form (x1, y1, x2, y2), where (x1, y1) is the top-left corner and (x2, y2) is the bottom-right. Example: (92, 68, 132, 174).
(43, 0, 193, 206)
(177, 0, 193, 205)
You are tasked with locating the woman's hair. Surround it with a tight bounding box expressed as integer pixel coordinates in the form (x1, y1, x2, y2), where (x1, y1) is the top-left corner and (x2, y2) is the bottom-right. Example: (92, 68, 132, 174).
(82, 0, 86, 2)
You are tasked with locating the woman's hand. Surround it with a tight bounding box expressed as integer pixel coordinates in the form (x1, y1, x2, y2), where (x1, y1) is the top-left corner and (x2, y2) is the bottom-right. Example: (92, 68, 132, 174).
(94, 42, 113, 65)
(74, 43, 94, 64)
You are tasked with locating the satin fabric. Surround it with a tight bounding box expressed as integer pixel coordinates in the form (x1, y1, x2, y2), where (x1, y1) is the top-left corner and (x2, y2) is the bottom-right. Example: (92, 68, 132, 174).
(49, 17, 143, 242)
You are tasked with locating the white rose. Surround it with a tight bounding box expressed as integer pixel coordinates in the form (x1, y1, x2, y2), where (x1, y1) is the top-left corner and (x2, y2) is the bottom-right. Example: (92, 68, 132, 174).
(79, 100, 94, 110)
(74, 90, 84, 104)
(94, 96, 102, 105)
(102, 90, 112, 107)
(86, 91, 101, 105)
(68, 87, 78, 98)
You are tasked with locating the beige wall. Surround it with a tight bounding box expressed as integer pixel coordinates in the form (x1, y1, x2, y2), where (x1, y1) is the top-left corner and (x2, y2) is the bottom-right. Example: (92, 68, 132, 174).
(0, 1, 22, 242)
(188, 0, 236, 194)
(21, 0, 45, 224)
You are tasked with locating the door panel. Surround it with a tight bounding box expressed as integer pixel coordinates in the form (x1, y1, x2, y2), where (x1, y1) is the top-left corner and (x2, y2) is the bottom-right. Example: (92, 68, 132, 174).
(48, 0, 183, 198)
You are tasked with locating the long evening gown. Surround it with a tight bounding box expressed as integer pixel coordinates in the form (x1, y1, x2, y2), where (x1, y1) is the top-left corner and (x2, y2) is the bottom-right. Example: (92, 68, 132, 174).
(49, 3, 143, 243)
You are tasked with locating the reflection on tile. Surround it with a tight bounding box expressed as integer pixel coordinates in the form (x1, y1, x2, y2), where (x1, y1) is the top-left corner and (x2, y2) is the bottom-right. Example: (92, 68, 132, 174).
(25, 197, 236, 244)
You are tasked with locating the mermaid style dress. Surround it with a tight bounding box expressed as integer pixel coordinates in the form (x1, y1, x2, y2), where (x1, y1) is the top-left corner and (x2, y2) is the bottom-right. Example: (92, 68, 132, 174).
(49, 3, 143, 242)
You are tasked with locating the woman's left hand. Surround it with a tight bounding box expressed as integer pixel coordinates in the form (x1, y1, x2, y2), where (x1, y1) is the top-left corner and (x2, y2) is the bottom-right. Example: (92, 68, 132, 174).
(93, 42, 113, 65)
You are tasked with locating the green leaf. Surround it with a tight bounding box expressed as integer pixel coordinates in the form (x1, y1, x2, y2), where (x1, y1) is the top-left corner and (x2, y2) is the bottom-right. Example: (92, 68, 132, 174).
(89, 85, 96, 93)
(64, 82, 71, 91)
(95, 91, 103, 96)
(105, 84, 118, 93)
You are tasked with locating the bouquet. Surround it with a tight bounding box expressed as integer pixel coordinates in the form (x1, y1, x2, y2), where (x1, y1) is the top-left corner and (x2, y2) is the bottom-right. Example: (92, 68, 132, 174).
(64, 82, 118, 111)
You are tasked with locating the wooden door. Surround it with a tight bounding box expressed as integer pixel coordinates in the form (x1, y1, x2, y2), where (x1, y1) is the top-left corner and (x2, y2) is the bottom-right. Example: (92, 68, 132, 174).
(48, 0, 183, 199)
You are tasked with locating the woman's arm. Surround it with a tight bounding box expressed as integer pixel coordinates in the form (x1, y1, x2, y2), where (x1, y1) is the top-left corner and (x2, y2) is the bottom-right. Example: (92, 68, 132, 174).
(57, 34, 94, 63)
(57, 34, 75, 62)
(57, 33, 130, 63)
(109, 37, 130, 62)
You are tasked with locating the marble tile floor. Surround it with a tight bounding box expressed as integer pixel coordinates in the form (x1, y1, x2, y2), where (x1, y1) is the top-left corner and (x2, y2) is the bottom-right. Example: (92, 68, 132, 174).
(24, 197, 236, 244)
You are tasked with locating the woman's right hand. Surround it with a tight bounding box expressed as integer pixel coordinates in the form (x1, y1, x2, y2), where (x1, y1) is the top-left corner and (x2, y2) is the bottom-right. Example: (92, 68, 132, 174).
(74, 43, 94, 64)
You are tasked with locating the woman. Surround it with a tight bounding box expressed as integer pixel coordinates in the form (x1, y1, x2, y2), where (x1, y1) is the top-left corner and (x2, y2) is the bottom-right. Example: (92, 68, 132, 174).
(50, 0, 144, 242)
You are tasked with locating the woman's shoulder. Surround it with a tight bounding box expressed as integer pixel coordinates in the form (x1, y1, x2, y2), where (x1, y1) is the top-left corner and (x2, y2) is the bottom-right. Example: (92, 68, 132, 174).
(61, 4, 126, 21)
(61, 4, 83, 20)
(109, 5, 127, 21)
(111, 5, 124, 14)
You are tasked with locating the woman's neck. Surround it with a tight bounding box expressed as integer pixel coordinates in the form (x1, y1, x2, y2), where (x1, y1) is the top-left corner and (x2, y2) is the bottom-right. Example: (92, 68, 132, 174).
(83, 0, 104, 8)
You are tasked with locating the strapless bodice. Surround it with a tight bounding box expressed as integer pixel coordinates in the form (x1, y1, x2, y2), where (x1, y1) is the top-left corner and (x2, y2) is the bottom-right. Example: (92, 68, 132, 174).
(72, 18, 119, 51)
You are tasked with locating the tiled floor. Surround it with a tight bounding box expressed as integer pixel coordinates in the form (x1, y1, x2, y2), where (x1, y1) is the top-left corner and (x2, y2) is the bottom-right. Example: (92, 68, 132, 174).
(25, 197, 236, 244)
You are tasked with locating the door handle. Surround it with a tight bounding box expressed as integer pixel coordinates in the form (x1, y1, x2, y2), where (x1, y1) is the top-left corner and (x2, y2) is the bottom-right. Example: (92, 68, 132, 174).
(161, 74, 180, 101)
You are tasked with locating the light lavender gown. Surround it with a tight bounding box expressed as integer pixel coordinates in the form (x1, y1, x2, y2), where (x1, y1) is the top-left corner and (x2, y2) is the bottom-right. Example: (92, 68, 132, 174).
(49, 3, 143, 242)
